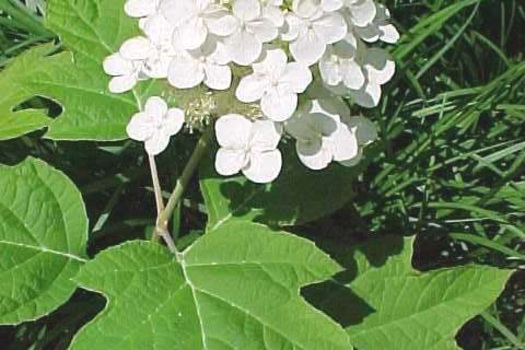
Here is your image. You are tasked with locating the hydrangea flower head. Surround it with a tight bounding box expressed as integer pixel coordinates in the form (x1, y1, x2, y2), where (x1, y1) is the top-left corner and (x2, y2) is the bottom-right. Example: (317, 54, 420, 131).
(105, 0, 399, 183)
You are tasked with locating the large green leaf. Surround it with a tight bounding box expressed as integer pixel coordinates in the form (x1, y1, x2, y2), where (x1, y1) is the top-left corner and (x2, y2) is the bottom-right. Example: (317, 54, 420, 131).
(200, 144, 373, 228)
(71, 221, 353, 349)
(0, 0, 159, 141)
(0, 157, 88, 324)
(307, 236, 512, 350)
(0, 45, 66, 141)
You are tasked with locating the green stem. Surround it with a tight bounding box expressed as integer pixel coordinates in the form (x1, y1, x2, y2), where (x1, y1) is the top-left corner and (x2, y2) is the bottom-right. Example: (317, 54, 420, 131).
(155, 128, 213, 251)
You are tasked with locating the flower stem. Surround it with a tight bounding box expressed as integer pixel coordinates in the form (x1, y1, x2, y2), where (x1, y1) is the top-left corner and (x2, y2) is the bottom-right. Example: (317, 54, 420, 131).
(155, 128, 213, 252)
(148, 154, 165, 216)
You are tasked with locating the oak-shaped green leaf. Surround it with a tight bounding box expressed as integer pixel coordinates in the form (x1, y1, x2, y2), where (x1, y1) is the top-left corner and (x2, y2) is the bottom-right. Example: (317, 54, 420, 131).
(71, 221, 353, 349)
(200, 144, 374, 228)
(0, 0, 160, 141)
(0, 157, 88, 324)
(308, 236, 512, 350)
(0, 45, 68, 141)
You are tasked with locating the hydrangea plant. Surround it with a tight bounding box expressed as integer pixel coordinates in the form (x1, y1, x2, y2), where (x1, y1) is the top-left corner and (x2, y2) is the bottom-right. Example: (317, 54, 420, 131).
(0, 0, 515, 349)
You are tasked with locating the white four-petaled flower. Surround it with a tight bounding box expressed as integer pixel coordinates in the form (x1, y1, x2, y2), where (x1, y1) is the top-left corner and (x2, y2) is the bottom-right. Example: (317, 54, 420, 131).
(161, 0, 237, 50)
(285, 98, 360, 170)
(103, 53, 145, 93)
(215, 114, 283, 183)
(168, 37, 232, 90)
(127, 96, 185, 155)
(319, 40, 365, 90)
(283, 0, 348, 66)
(225, 0, 279, 66)
(120, 15, 178, 79)
(324, 44, 395, 107)
(354, 3, 399, 43)
(236, 49, 313, 121)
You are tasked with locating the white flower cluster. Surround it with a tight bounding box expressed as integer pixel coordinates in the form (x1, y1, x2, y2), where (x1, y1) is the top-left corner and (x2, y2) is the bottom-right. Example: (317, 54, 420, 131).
(105, 0, 398, 183)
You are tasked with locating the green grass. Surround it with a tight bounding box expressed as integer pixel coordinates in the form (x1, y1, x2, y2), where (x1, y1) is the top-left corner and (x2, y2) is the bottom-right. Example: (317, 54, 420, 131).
(0, 0, 524, 348)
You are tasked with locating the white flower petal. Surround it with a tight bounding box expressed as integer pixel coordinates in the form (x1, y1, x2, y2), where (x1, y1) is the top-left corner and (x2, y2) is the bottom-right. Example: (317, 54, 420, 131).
(142, 14, 173, 44)
(236, 74, 270, 102)
(145, 133, 170, 155)
(144, 54, 173, 79)
(124, 0, 156, 17)
(145, 96, 168, 118)
(297, 140, 332, 170)
(174, 17, 208, 50)
(103, 53, 134, 76)
(293, 0, 320, 18)
(247, 19, 278, 42)
(215, 114, 252, 149)
(207, 39, 231, 65)
(161, 0, 193, 25)
(355, 25, 380, 43)
(120, 37, 152, 60)
(349, 81, 381, 108)
(365, 48, 395, 85)
(339, 148, 363, 167)
(289, 29, 326, 66)
(163, 108, 186, 136)
(347, 0, 376, 26)
(243, 150, 282, 183)
(252, 49, 288, 76)
(321, 0, 343, 12)
(204, 10, 238, 36)
(346, 116, 377, 145)
(250, 119, 282, 151)
(319, 56, 342, 86)
(233, 0, 261, 21)
(313, 12, 347, 44)
(127, 112, 154, 141)
(203, 62, 232, 90)
(380, 24, 400, 44)
(281, 62, 313, 93)
(281, 13, 303, 41)
(342, 59, 366, 90)
(226, 30, 262, 65)
(329, 123, 359, 162)
(109, 75, 137, 93)
(215, 148, 246, 176)
(261, 89, 298, 121)
(285, 115, 319, 141)
(168, 56, 204, 89)
(263, 5, 285, 27)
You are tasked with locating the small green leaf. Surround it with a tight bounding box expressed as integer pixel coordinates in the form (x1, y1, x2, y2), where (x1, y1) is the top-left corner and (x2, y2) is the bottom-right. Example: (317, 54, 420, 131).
(200, 144, 371, 228)
(0, 157, 88, 325)
(308, 236, 513, 350)
(71, 221, 353, 349)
